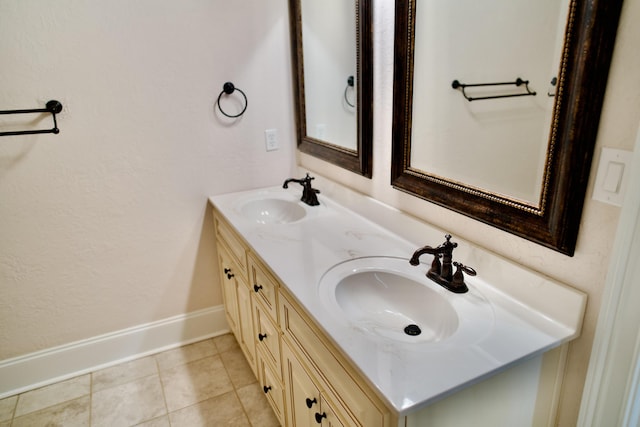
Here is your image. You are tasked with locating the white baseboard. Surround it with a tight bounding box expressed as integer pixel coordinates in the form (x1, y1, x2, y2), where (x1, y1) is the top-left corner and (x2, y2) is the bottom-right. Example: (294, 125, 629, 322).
(0, 305, 229, 399)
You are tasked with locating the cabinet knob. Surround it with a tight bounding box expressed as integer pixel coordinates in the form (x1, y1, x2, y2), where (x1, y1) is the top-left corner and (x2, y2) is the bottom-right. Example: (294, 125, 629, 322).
(226, 272, 235, 279)
(224, 268, 231, 274)
(315, 412, 327, 424)
(258, 333, 267, 341)
(263, 385, 272, 394)
(306, 397, 317, 408)
(253, 284, 263, 292)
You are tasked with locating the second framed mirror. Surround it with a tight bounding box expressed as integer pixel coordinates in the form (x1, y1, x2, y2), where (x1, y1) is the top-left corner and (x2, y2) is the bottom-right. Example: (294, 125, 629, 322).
(289, 0, 373, 178)
(391, 0, 623, 255)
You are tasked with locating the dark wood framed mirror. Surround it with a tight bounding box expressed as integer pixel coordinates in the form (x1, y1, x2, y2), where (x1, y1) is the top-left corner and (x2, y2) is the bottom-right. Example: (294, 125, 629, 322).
(289, 0, 373, 178)
(391, 0, 623, 256)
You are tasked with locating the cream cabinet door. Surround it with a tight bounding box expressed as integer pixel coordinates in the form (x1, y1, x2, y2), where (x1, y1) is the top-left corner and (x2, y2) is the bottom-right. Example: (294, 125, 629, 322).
(284, 343, 354, 427)
(316, 393, 349, 427)
(218, 244, 240, 336)
(257, 352, 286, 425)
(284, 344, 321, 427)
(236, 278, 256, 371)
(218, 242, 256, 372)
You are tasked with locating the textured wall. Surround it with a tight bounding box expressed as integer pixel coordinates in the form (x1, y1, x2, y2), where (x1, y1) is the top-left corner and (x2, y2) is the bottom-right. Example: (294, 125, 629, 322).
(300, 0, 640, 424)
(0, 1, 295, 360)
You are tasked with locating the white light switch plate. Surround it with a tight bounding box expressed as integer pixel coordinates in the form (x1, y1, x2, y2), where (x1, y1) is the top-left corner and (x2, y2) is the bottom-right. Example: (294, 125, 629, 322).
(265, 129, 278, 151)
(592, 147, 633, 206)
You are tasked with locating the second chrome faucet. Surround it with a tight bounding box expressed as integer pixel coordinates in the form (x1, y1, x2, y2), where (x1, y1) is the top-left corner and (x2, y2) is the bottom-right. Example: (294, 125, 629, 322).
(410, 234, 476, 293)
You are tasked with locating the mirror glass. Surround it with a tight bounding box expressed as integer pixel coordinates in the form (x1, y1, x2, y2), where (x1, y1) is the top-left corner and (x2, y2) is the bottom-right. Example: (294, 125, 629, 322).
(289, 0, 373, 177)
(302, 0, 357, 149)
(410, 0, 569, 206)
(392, 0, 623, 255)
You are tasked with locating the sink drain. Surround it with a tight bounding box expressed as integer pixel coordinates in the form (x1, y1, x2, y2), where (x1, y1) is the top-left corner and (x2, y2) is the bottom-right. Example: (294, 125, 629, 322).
(404, 324, 422, 336)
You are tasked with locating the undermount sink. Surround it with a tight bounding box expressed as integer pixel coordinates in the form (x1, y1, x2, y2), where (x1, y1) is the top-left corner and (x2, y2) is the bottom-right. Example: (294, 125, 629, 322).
(318, 257, 494, 346)
(238, 197, 306, 224)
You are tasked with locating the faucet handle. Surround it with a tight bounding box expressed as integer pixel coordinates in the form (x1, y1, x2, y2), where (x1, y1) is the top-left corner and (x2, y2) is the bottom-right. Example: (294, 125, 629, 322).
(451, 261, 476, 293)
(453, 262, 476, 277)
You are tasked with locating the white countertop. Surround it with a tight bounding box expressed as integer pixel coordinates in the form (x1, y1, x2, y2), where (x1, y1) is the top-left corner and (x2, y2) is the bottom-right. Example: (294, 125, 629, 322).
(209, 179, 586, 415)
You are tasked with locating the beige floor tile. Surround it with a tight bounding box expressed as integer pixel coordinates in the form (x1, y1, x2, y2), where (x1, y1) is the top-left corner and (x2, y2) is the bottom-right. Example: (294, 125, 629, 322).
(0, 395, 17, 422)
(14, 375, 90, 417)
(220, 346, 258, 389)
(168, 391, 251, 427)
(155, 339, 217, 371)
(236, 383, 281, 427)
(91, 374, 166, 427)
(134, 415, 170, 427)
(2, 337, 281, 427)
(12, 395, 90, 427)
(92, 356, 158, 392)
(214, 333, 240, 353)
(160, 355, 234, 412)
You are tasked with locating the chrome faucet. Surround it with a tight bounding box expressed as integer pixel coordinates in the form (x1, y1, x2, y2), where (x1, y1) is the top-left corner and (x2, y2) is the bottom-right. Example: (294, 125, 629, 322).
(409, 234, 476, 293)
(283, 173, 320, 206)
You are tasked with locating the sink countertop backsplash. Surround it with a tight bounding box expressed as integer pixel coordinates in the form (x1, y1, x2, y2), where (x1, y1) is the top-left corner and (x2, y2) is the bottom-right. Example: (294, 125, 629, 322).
(209, 178, 586, 415)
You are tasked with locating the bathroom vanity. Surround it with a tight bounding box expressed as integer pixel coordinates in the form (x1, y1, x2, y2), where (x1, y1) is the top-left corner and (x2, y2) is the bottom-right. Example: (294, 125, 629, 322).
(209, 177, 586, 426)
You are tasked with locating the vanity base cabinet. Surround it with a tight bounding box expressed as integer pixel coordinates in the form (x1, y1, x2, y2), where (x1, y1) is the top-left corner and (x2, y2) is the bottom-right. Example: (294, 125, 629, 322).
(213, 207, 395, 427)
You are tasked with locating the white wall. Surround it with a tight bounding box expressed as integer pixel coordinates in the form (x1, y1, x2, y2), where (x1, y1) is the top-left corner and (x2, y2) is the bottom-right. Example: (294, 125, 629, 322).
(300, 0, 640, 424)
(0, 1, 295, 361)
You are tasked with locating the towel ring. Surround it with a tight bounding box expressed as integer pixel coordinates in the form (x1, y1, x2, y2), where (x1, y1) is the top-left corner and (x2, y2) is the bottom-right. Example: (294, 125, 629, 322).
(344, 75, 355, 108)
(217, 82, 248, 118)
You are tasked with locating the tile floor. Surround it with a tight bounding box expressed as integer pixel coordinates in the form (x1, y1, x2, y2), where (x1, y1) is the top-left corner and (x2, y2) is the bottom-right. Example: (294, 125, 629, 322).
(0, 334, 281, 427)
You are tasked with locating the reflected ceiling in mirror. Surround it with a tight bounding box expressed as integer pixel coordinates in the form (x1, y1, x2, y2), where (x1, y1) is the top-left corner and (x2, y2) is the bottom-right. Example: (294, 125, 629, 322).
(391, 0, 623, 255)
(289, 0, 373, 177)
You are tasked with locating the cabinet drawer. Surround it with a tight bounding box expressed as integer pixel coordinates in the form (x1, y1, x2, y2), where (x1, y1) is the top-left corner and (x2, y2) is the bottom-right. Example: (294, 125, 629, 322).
(254, 301, 281, 374)
(258, 352, 285, 426)
(249, 254, 279, 321)
(280, 290, 391, 427)
(214, 210, 248, 279)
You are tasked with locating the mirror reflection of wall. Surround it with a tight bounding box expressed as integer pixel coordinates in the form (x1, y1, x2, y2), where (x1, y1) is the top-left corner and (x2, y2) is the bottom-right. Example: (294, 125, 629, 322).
(301, 0, 357, 150)
(392, 0, 623, 255)
(410, 0, 570, 205)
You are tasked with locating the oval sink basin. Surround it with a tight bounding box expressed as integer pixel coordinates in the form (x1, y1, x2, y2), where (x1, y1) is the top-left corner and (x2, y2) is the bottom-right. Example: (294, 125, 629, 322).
(318, 257, 494, 346)
(335, 270, 459, 343)
(238, 198, 306, 224)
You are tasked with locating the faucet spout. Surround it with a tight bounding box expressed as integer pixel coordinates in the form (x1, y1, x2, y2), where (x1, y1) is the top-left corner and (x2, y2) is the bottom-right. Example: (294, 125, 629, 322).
(409, 245, 440, 265)
(282, 178, 302, 189)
